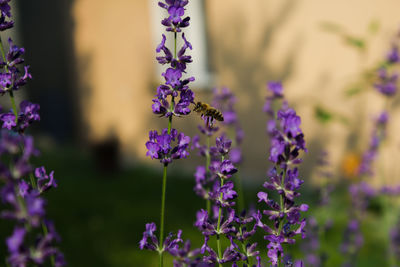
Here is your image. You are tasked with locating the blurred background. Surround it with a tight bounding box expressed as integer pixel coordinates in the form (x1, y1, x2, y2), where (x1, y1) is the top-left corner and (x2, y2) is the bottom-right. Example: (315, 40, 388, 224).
(1, 0, 400, 266)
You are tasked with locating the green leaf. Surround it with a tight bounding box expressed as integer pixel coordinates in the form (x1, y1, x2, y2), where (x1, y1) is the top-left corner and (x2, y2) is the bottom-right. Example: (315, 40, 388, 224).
(344, 36, 366, 50)
(315, 106, 333, 123)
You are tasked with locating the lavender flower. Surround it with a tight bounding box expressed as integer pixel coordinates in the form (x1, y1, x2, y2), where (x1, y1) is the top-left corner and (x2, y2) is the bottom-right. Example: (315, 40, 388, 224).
(257, 82, 307, 266)
(0, 2, 64, 266)
(194, 134, 260, 266)
(142, 1, 196, 266)
(145, 128, 190, 165)
(158, 0, 190, 32)
(374, 68, 397, 96)
(139, 223, 203, 266)
(0, 0, 13, 31)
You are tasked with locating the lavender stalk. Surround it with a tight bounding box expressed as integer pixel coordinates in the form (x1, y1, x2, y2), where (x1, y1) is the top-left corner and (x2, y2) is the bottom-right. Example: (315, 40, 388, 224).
(256, 82, 307, 267)
(141, 1, 195, 266)
(0, 1, 65, 266)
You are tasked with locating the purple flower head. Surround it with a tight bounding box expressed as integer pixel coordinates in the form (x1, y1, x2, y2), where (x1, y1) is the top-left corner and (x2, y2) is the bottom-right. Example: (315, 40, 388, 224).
(159, 0, 190, 32)
(6, 227, 25, 254)
(35, 167, 58, 194)
(0, 71, 11, 93)
(277, 108, 302, 137)
(387, 44, 399, 64)
(0, 0, 13, 31)
(145, 128, 190, 165)
(269, 137, 285, 163)
(151, 98, 168, 116)
(374, 68, 398, 96)
(163, 67, 182, 88)
(26, 193, 46, 227)
(229, 147, 242, 164)
(218, 159, 237, 178)
(174, 89, 194, 116)
(1, 112, 16, 129)
(19, 100, 40, 130)
(268, 81, 284, 97)
(218, 181, 237, 207)
(215, 134, 232, 155)
(6, 38, 25, 67)
(139, 222, 159, 251)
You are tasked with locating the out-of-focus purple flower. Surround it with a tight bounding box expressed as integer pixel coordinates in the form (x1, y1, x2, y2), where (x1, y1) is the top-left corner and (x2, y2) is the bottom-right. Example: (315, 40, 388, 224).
(0, 4, 64, 266)
(34, 167, 58, 194)
(6, 227, 25, 254)
(0, 112, 15, 129)
(359, 111, 388, 176)
(374, 68, 397, 96)
(0, 0, 13, 31)
(387, 45, 400, 63)
(215, 135, 231, 155)
(268, 81, 284, 97)
(18, 100, 40, 130)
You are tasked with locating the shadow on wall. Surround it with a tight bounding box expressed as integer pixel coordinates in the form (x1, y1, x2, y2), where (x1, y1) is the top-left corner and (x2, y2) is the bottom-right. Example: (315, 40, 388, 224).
(16, 0, 79, 142)
(197, 0, 300, 179)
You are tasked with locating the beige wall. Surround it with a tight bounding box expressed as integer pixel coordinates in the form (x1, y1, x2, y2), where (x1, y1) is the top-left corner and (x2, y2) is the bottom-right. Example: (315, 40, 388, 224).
(73, 0, 400, 185)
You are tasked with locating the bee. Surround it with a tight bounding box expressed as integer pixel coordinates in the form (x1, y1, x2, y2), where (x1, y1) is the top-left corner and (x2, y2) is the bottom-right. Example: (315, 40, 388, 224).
(193, 101, 224, 122)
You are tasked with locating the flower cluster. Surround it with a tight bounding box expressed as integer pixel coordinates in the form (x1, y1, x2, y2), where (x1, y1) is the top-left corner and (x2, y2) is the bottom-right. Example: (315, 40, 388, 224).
(358, 112, 388, 177)
(339, 35, 400, 267)
(0, 100, 40, 132)
(142, 1, 197, 266)
(194, 134, 261, 266)
(0, 2, 65, 266)
(139, 223, 202, 266)
(158, 0, 190, 33)
(146, 128, 190, 165)
(374, 38, 400, 96)
(152, 1, 195, 118)
(0, 0, 13, 31)
(0, 38, 32, 94)
(256, 82, 307, 266)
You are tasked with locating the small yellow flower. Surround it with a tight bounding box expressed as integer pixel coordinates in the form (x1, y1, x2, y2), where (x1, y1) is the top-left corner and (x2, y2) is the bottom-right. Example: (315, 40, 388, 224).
(341, 153, 361, 178)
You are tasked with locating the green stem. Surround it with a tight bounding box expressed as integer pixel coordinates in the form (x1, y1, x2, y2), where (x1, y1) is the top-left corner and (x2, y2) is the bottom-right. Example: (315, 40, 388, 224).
(159, 165, 168, 267)
(0, 35, 7, 63)
(158, 30, 178, 267)
(9, 90, 18, 123)
(216, 178, 224, 267)
(277, 166, 287, 267)
(29, 173, 37, 189)
(206, 136, 211, 213)
(239, 227, 249, 264)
